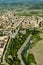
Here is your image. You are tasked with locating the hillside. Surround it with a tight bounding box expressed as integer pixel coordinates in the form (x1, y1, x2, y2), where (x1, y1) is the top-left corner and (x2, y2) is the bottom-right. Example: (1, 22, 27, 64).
(0, 2, 43, 10)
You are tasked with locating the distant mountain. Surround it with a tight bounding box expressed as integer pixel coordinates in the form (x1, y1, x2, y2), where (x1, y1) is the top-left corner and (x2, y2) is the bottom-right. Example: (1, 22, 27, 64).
(0, 0, 43, 3)
(0, 0, 43, 10)
(29, 2, 43, 9)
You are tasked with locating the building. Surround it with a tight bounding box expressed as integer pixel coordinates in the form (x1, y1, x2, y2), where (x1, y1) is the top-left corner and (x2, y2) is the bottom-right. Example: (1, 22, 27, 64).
(21, 16, 43, 30)
(0, 36, 9, 62)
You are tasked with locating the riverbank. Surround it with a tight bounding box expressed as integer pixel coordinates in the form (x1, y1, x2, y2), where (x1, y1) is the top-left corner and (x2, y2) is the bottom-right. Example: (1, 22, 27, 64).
(17, 34, 32, 65)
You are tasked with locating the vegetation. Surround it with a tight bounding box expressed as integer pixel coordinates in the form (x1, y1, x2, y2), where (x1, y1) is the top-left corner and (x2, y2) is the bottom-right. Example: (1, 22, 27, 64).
(17, 13, 33, 16)
(23, 29, 42, 65)
(30, 29, 42, 48)
(32, 29, 41, 35)
(29, 11, 39, 15)
(0, 25, 3, 29)
(5, 29, 42, 65)
(24, 53, 36, 65)
(0, 62, 5, 65)
(16, 11, 39, 16)
(0, 31, 3, 36)
(5, 38, 21, 65)
(5, 29, 32, 65)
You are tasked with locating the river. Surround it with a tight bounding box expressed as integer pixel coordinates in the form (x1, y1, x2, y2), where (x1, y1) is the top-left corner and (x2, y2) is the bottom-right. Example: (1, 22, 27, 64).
(21, 36, 32, 65)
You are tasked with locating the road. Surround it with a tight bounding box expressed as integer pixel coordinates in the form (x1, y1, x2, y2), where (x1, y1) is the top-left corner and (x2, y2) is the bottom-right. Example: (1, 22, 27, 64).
(17, 34, 32, 65)
(2, 37, 11, 65)
(1, 18, 26, 65)
(2, 27, 20, 65)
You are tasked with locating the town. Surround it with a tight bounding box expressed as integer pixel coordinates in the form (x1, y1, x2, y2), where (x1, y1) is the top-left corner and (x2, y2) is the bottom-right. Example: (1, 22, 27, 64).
(0, 10, 43, 65)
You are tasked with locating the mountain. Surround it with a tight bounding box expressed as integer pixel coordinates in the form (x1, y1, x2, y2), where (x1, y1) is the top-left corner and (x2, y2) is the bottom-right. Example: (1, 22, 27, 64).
(30, 2, 43, 9)
(0, 0, 43, 10)
(0, 0, 43, 3)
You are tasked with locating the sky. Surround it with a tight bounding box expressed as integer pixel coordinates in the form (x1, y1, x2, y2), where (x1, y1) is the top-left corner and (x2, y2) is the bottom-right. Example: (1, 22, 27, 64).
(0, 0, 43, 3)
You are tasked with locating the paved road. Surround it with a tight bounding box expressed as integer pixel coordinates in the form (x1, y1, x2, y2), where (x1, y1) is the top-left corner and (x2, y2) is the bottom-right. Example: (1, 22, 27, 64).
(17, 34, 32, 65)
(2, 27, 20, 65)
(1, 18, 25, 65)
(2, 37, 11, 65)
